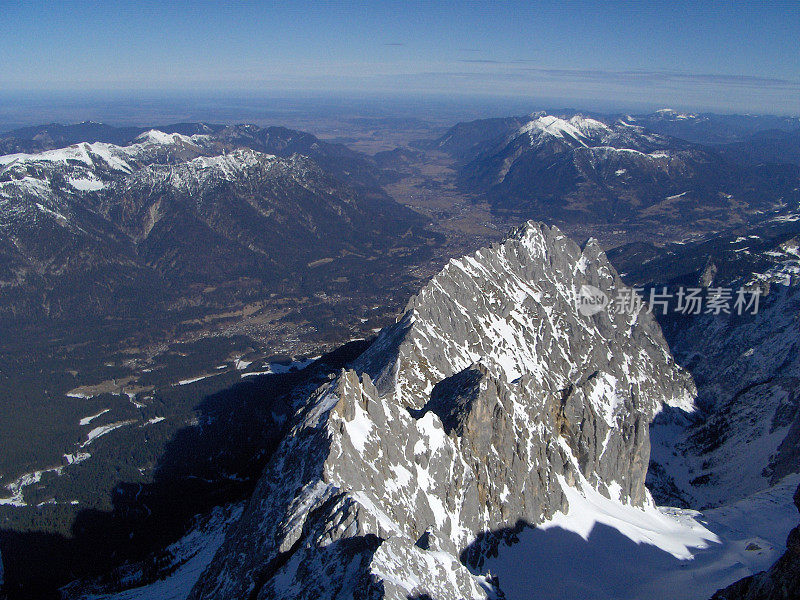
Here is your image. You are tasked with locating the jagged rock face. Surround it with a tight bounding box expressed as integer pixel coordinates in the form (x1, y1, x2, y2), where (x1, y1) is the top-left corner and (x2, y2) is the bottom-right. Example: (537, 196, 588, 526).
(190, 222, 695, 600)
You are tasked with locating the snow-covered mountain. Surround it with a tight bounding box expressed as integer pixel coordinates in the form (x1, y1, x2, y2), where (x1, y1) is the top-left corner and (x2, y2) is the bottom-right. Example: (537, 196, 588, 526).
(46, 220, 800, 600)
(516, 114, 676, 155)
(435, 112, 800, 237)
(0, 126, 431, 325)
(468, 114, 797, 227)
(0, 131, 209, 233)
(5, 115, 800, 599)
(179, 222, 705, 600)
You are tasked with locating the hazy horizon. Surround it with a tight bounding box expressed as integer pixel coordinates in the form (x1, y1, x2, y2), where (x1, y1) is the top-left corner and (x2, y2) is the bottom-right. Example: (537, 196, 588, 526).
(0, 88, 797, 134)
(3, 1, 798, 120)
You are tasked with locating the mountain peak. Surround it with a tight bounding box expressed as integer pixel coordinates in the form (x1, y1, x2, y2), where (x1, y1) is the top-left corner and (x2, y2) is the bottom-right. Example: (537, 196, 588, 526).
(518, 114, 609, 147)
(189, 223, 699, 600)
(653, 108, 698, 120)
(133, 129, 201, 146)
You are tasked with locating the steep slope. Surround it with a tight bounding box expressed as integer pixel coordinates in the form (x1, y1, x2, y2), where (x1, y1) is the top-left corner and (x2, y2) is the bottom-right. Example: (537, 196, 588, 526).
(632, 228, 800, 509)
(431, 116, 528, 163)
(604, 218, 800, 510)
(189, 222, 699, 600)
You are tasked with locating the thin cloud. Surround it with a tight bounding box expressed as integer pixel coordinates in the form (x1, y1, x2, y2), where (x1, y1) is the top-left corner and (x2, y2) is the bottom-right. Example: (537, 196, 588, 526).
(383, 42, 406, 47)
(519, 67, 800, 89)
(459, 58, 540, 65)
(445, 62, 799, 91)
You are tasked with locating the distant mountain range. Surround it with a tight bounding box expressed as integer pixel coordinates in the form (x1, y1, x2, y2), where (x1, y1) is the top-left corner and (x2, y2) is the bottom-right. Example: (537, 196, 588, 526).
(0, 125, 435, 332)
(627, 109, 800, 146)
(432, 112, 800, 237)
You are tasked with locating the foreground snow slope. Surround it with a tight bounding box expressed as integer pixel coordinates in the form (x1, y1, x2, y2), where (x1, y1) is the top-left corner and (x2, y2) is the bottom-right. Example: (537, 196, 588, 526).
(487, 475, 799, 600)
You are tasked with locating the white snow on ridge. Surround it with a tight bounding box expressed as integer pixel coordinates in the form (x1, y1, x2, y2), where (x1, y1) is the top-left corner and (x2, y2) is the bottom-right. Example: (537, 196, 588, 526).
(79, 408, 110, 426)
(654, 108, 697, 120)
(519, 115, 609, 146)
(0, 129, 211, 179)
(186, 149, 275, 182)
(134, 129, 196, 146)
(82, 420, 136, 447)
(0, 142, 132, 173)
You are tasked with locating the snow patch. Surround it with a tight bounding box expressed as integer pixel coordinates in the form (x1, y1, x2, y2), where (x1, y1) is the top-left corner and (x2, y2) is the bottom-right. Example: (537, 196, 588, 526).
(68, 177, 106, 191)
(79, 408, 110, 426)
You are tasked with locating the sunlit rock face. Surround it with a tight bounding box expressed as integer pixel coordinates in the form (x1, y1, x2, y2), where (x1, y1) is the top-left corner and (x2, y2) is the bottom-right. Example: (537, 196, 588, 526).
(190, 221, 695, 600)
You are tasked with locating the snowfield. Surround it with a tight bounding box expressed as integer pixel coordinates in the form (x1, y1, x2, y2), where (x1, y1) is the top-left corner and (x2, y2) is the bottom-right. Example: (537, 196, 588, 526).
(486, 475, 799, 600)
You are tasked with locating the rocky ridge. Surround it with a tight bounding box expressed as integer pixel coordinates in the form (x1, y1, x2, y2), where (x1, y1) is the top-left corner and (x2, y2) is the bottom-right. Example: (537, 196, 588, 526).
(189, 222, 696, 600)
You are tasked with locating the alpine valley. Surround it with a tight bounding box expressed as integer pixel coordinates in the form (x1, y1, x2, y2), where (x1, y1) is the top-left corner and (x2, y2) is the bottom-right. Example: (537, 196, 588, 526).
(1, 110, 799, 600)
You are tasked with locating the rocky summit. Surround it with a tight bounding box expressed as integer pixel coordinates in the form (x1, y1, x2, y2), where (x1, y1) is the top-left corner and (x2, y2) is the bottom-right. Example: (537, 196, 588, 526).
(189, 221, 695, 600)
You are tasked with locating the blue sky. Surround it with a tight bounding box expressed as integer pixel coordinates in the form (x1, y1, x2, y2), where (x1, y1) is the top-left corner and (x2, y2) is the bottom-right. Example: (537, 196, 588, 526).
(2, 0, 798, 114)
